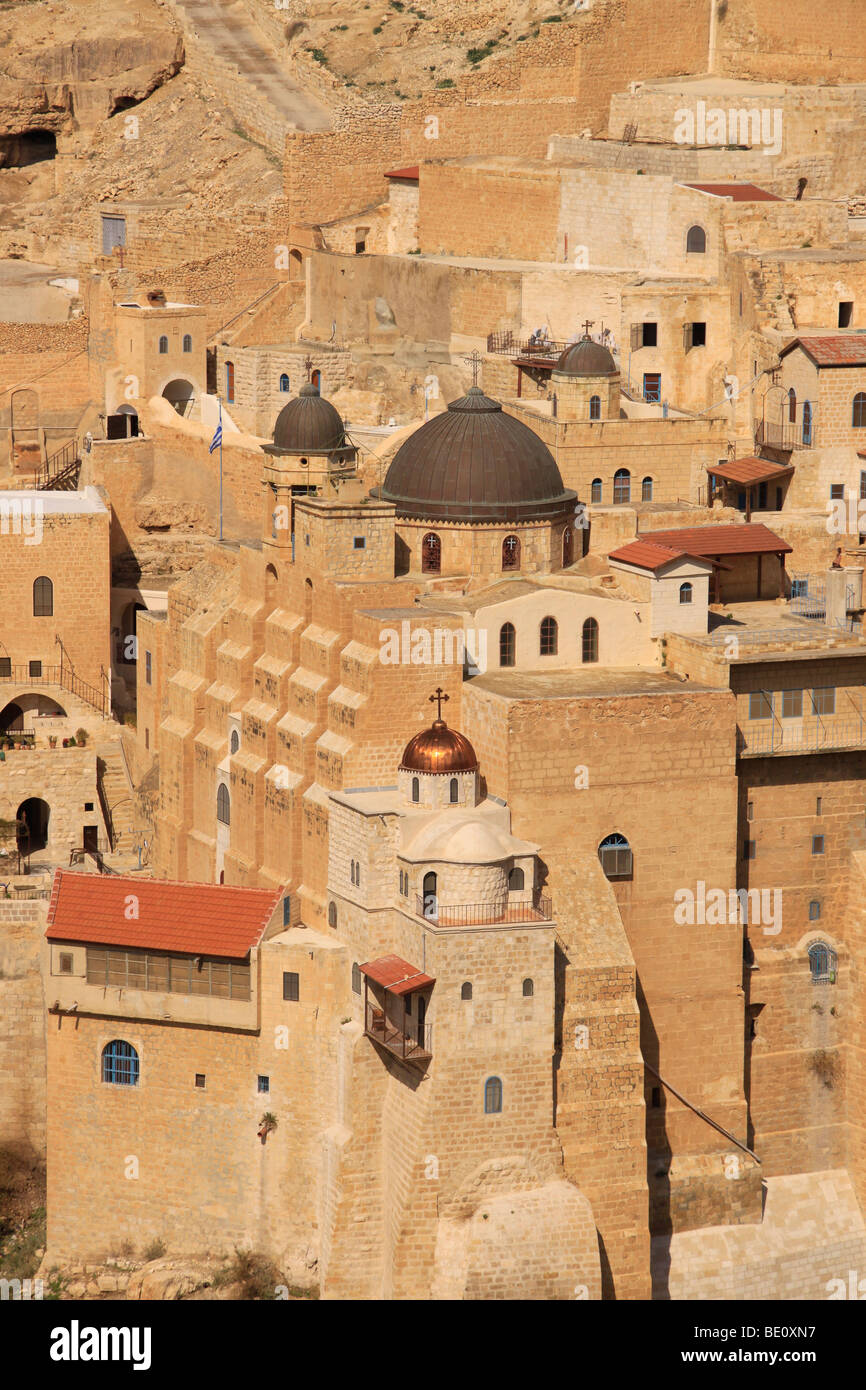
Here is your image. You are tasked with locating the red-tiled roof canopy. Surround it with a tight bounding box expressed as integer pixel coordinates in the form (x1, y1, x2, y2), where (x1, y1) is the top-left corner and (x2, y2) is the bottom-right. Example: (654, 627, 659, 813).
(707, 456, 793, 486)
(46, 870, 284, 958)
(643, 523, 792, 557)
(384, 166, 420, 181)
(609, 540, 727, 573)
(780, 336, 866, 368)
(682, 182, 781, 201)
(361, 955, 435, 995)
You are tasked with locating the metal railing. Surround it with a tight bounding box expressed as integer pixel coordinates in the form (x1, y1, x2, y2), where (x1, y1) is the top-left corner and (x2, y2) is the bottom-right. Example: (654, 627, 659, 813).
(365, 1000, 431, 1060)
(414, 894, 552, 927)
(36, 439, 80, 489)
(0, 661, 108, 717)
(755, 419, 811, 451)
(738, 718, 866, 757)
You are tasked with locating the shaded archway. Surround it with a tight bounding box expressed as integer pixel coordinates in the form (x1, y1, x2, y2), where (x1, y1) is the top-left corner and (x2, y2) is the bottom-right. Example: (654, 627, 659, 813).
(0, 701, 23, 733)
(162, 379, 195, 417)
(17, 798, 49, 853)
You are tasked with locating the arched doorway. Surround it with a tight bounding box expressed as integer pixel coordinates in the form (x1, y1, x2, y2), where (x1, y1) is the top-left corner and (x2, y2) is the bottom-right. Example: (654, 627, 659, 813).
(162, 379, 195, 417)
(0, 701, 24, 734)
(106, 405, 139, 440)
(422, 870, 438, 921)
(17, 798, 49, 854)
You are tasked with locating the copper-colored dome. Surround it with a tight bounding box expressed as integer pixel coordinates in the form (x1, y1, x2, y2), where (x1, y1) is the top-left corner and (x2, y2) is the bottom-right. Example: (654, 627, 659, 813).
(265, 383, 352, 456)
(377, 386, 575, 522)
(554, 337, 617, 377)
(400, 719, 478, 774)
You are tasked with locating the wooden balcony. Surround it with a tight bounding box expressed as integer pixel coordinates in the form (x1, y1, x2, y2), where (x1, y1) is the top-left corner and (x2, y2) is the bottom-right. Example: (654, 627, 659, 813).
(364, 1000, 431, 1065)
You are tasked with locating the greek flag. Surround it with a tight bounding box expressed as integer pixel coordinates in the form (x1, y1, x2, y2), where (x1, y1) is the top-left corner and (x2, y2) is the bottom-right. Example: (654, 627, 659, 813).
(208, 419, 222, 454)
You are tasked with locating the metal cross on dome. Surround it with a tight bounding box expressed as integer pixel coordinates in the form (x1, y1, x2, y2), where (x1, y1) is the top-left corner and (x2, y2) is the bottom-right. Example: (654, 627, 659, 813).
(463, 350, 483, 387)
(304, 354, 313, 381)
(582, 318, 595, 338)
(429, 687, 449, 721)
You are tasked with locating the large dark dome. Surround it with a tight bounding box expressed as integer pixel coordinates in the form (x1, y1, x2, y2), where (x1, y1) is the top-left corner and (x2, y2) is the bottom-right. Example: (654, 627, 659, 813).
(266, 384, 350, 456)
(554, 338, 617, 377)
(378, 387, 576, 522)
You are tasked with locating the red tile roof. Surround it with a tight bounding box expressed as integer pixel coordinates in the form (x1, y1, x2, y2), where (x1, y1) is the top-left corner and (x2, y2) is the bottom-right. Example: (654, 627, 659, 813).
(682, 182, 782, 201)
(384, 166, 420, 181)
(780, 335, 866, 368)
(642, 523, 792, 556)
(361, 955, 435, 995)
(46, 870, 283, 958)
(609, 540, 688, 572)
(707, 456, 793, 485)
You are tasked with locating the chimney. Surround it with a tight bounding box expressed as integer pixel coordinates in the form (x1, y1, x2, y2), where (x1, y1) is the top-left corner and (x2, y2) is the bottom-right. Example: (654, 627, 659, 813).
(146, 288, 167, 306)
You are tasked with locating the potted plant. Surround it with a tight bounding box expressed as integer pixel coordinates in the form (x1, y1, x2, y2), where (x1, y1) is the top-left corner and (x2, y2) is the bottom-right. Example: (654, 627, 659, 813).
(75, 728, 88, 747)
(257, 1112, 278, 1144)
(48, 736, 57, 748)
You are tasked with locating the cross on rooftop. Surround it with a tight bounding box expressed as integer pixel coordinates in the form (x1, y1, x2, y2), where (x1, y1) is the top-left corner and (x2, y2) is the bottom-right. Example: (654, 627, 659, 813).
(582, 319, 595, 338)
(463, 350, 483, 387)
(429, 687, 449, 721)
(304, 354, 313, 381)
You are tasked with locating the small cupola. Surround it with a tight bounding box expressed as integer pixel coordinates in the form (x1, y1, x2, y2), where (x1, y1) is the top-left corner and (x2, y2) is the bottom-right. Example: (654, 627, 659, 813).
(399, 689, 479, 809)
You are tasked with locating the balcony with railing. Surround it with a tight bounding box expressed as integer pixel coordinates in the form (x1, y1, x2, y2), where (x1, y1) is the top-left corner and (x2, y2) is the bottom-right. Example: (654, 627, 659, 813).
(414, 893, 552, 927)
(364, 998, 431, 1064)
(738, 716, 866, 757)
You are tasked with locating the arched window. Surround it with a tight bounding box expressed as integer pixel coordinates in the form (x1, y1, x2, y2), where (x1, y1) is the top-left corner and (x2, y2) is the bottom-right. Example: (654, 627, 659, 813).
(311, 369, 321, 391)
(582, 616, 598, 663)
(599, 832, 632, 880)
(102, 1040, 139, 1086)
(613, 468, 631, 505)
(182, 334, 192, 353)
(411, 776, 420, 803)
(279, 373, 290, 393)
(808, 941, 836, 983)
(591, 478, 602, 504)
(230, 730, 239, 754)
(641, 476, 653, 502)
(484, 1076, 503, 1114)
(461, 981, 473, 1001)
(502, 534, 520, 571)
(788, 388, 797, 424)
(508, 866, 524, 891)
(449, 777, 459, 804)
(589, 394, 601, 420)
(802, 400, 813, 445)
(226, 361, 235, 402)
(679, 582, 693, 605)
(158, 335, 168, 354)
(562, 526, 573, 567)
(422, 871, 438, 921)
(499, 622, 515, 668)
(686, 225, 706, 254)
(522, 978, 534, 997)
(853, 393, 866, 428)
(540, 616, 558, 656)
(328, 901, 337, 928)
(33, 576, 53, 617)
(352, 962, 361, 993)
(421, 532, 441, 573)
(216, 783, 230, 825)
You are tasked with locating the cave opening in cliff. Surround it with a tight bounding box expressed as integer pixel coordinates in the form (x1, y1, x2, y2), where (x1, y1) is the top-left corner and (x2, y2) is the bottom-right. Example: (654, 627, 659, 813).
(0, 129, 57, 169)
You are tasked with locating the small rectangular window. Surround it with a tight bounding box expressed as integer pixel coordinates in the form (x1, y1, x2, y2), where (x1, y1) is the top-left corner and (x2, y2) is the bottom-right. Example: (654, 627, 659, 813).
(781, 689, 803, 718)
(0, 657, 10, 677)
(282, 896, 291, 927)
(839, 301, 854, 328)
(642, 322, 658, 347)
(257, 1075, 270, 1094)
(283, 971, 299, 1002)
(749, 690, 773, 720)
(145, 651, 152, 685)
(746, 801, 754, 821)
(812, 687, 835, 716)
(29, 660, 42, 678)
(84, 802, 94, 812)
(809, 901, 821, 921)
(812, 835, 825, 855)
(59, 952, 73, 975)
(743, 839, 756, 860)
(195, 1074, 206, 1089)
(145, 728, 150, 750)
(643, 372, 661, 403)
(353, 536, 366, 550)
(816, 796, 823, 816)
(830, 483, 845, 500)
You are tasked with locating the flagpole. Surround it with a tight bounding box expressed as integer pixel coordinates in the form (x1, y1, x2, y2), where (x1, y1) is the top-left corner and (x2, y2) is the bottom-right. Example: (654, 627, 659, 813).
(218, 396, 223, 541)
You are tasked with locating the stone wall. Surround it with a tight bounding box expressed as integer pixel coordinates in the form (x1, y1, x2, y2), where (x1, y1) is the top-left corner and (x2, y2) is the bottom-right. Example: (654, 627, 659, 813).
(0, 896, 47, 1161)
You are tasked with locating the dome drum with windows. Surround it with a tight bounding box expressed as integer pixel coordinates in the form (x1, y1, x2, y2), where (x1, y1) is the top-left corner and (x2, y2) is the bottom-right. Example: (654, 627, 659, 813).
(263, 383, 355, 460)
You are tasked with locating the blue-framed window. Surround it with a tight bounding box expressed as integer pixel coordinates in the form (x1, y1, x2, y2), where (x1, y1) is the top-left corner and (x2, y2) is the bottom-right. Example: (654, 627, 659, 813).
(812, 687, 835, 716)
(257, 1075, 270, 1094)
(102, 1040, 139, 1086)
(599, 833, 632, 880)
(808, 942, 836, 983)
(812, 835, 825, 856)
(809, 901, 821, 921)
(749, 691, 773, 720)
(781, 689, 803, 718)
(279, 373, 290, 392)
(791, 579, 808, 598)
(484, 1076, 503, 1114)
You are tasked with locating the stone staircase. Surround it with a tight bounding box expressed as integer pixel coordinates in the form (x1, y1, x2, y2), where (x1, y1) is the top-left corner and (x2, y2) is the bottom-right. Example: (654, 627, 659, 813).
(96, 739, 137, 856)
